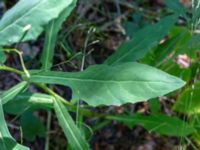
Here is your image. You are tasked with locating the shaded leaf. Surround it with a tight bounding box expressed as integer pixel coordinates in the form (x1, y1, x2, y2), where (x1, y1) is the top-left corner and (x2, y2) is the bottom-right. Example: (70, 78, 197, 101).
(4, 93, 53, 115)
(173, 82, 200, 114)
(0, 81, 28, 105)
(104, 15, 178, 65)
(0, 50, 6, 64)
(0, 100, 29, 150)
(165, 0, 188, 19)
(192, 0, 200, 29)
(108, 113, 195, 137)
(20, 112, 45, 141)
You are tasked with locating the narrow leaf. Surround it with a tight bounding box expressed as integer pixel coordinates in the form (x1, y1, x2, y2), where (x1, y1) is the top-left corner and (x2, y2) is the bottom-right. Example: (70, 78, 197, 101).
(54, 99, 90, 150)
(173, 82, 200, 114)
(165, 0, 187, 19)
(0, 50, 6, 64)
(41, 0, 77, 70)
(108, 113, 195, 137)
(29, 62, 185, 106)
(104, 15, 178, 65)
(0, 100, 29, 150)
(192, 0, 200, 29)
(1, 81, 28, 105)
(0, 0, 76, 46)
(4, 93, 53, 115)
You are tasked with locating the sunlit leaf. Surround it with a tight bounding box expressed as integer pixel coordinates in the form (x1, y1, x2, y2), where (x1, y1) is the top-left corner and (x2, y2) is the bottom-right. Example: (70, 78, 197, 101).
(29, 62, 185, 106)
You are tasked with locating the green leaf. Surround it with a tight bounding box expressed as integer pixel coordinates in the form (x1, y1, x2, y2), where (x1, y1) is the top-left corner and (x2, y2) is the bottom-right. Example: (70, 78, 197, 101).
(54, 99, 90, 150)
(192, 0, 200, 29)
(108, 113, 195, 137)
(0, 50, 6, 64)
(29, 62, 185, 106)
(104, 15, 178, 65)
(4, 93, 53, 115)
(20, 112, 45, 141)
(149, 98, 160, 114)
(41, 0, 77, 70)
(173, 82, 200, 114)
(1, 81, 28, 105)
(0, 100, 29, 150)
(183, 34, 200, 52)
(165, 0, 187, 19)
(142, 27, 191, 67)
(0, 0, 76, 46)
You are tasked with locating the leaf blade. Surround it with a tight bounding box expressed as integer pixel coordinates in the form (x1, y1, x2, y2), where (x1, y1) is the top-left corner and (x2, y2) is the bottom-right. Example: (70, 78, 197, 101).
(0, 0, 76, 46)
(108, 113, 195, 137)
(41, 0, 77, 70)
(1, 81, 28, 105)
(104, 15, 178, 65)
(29, 63, 185, 106)
(54, 99, 90, 150)
(0, 100, 29, 150)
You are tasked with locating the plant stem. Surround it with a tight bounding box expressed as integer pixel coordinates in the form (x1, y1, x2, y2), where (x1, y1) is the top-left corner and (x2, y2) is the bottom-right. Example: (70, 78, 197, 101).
(36, 83, 72, 106)
(0, 65, 110, 120)
(45, 111, 52, 150)
(35, 83, 99, 118)
(0, 65, 24, 75)
(3, 48, 30, 78)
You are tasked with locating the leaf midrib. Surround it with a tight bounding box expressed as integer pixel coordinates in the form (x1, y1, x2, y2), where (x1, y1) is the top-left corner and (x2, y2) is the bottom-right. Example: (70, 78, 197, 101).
(32, 74, 180, 84)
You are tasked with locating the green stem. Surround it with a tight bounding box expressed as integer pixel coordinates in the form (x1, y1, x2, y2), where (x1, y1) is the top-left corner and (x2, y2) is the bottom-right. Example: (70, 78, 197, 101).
(0, 64, 110, 120)
(0, 65, 24, 75)
(35, 83, 99, 118)
(45, 111, 52, 150)
(3, 48, 30, 78)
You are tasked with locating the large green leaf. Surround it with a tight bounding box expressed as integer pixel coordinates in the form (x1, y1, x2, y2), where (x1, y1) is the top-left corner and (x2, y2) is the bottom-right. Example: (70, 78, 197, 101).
(173, 82, 200, 114)
(0, 100, 29, 150)
(4, 93, 53, 115)
(41, 0, 77, 70)
(108, 113, 195, 137)
(29, 62, 185, 106)
(104, 15, 178, 65)
(54, 99, 90, 150)
(1, 81, 28, 105)
(0, 0, 75, 46)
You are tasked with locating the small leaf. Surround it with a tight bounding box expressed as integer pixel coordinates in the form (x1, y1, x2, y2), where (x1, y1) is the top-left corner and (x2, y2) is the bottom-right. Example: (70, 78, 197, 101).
(0, 100, 29, 150)
(108, 113, 195, 137)
(104, 15, 178, 65)
(20, 112, 46, 141)
(0, 0, 76, 46)
(54, 99, 90, 150)
(1, 81, 28, 105)
(41, 0, 77, 70)
(29, 62, 185, 106)
(0, 50, 6, 64)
